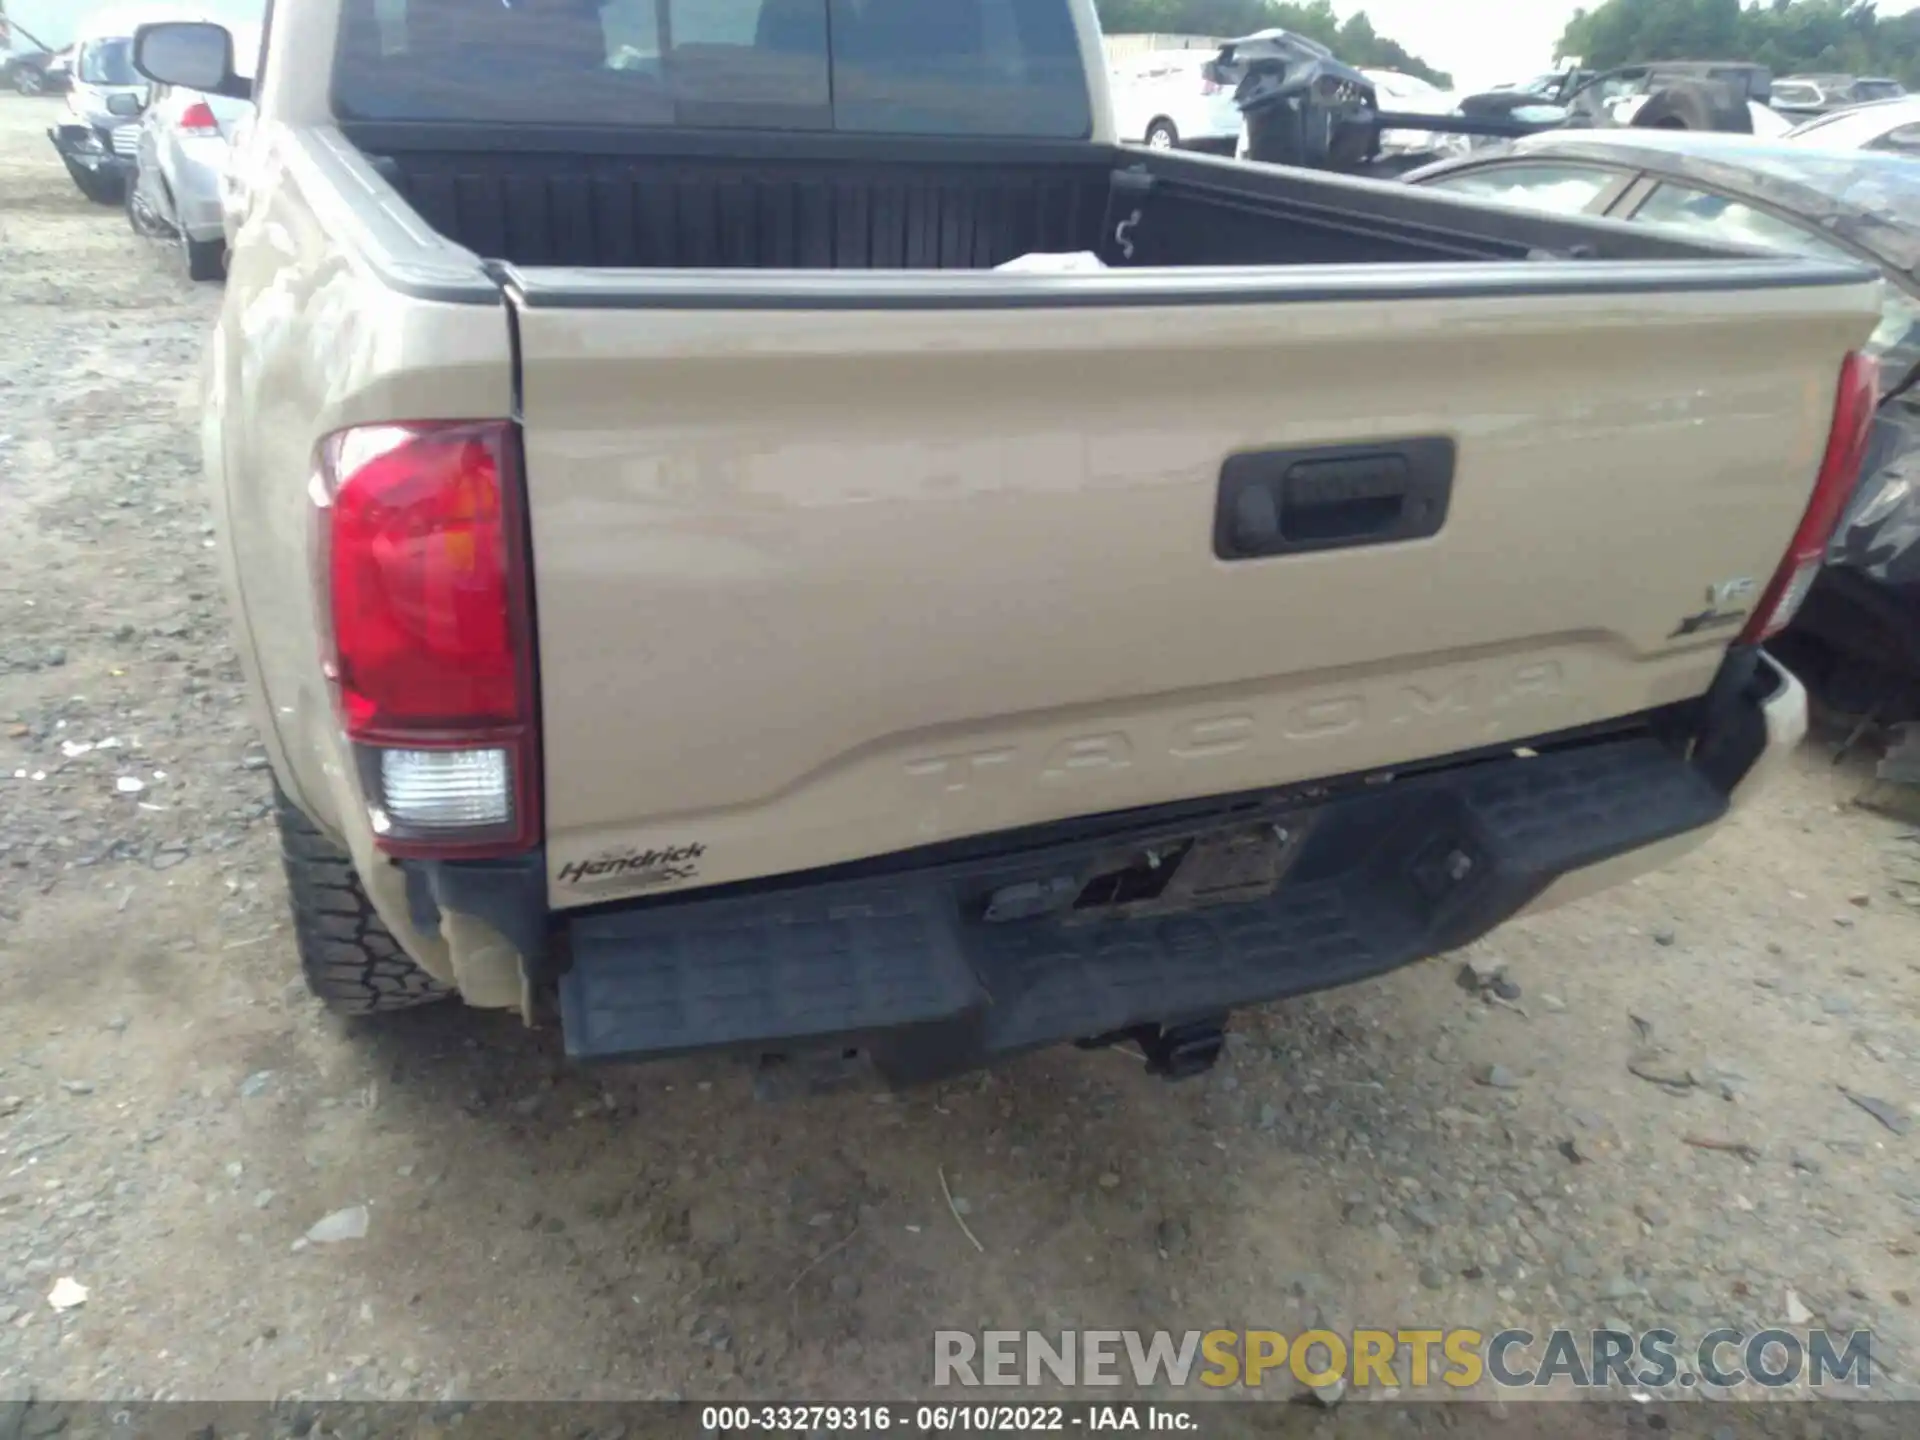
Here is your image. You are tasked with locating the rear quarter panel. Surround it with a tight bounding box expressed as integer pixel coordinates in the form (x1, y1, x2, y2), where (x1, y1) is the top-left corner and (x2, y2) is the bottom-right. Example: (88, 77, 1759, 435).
(205, 123, 512, 972)
(163, 132, 232, 241)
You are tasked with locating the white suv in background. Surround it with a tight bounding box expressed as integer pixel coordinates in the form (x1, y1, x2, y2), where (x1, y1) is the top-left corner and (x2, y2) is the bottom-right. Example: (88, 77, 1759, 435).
(1109, 49, 1240, 151)
(1362, 69, 1467, 161)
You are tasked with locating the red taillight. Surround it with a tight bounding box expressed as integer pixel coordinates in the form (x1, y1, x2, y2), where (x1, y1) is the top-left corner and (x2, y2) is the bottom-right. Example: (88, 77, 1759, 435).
(179, 101, 219, 136)
(314, 421, 539, 857)
(1738, 351, 1879, 645)
(1201, 75, 1221, 95)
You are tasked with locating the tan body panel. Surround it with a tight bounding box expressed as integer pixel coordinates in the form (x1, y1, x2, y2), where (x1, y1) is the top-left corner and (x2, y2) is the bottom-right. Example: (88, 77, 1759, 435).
(519, 277, 1878, 907)
(205, 125, 510, 984)
(1512, 652, 1809, 920)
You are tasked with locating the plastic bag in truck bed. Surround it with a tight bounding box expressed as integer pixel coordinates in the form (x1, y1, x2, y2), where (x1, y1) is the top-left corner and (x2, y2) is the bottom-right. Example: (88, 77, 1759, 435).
(993, 251, 1108, 273)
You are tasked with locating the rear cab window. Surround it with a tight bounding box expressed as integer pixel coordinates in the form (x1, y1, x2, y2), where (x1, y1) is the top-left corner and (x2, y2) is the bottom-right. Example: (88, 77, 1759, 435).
(333, 0, 1093, 138)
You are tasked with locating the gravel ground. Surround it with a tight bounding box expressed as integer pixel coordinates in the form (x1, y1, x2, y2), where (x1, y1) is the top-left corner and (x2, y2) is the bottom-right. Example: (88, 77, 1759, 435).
(5, 94, 1920, 1417)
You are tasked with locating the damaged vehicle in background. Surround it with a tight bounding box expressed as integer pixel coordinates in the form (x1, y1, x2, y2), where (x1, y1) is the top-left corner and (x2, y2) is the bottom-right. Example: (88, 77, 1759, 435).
(1786, 96, 1920, 156)
(1361, 68, 1468, 166)
(48, 14, 149, 204)
(1213, 30, 1384, 172)
(1455, 59, 1782, 137)
(125, 18, 260, 280)
(1771, 74, 1906, 122)
(1407, 130, 1920, 722)
(1212, 37, 1787, 175)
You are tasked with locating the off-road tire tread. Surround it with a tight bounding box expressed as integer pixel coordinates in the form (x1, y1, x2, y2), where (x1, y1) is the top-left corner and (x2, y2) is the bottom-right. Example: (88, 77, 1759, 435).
(275, 788, 451, 1014)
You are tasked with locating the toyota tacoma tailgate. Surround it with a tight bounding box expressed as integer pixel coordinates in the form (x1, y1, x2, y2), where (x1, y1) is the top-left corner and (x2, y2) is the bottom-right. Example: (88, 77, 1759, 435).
(515, 264, 1876, 905)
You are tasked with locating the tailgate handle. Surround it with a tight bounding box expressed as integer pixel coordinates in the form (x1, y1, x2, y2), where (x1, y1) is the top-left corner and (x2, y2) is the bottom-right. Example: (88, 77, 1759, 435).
(1284, 456, 1411, 539)
(1214, 438, 1454, 560)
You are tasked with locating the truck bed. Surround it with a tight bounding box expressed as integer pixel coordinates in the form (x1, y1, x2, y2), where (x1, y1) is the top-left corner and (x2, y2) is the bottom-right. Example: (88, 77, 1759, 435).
(348, 130, 1719, 272)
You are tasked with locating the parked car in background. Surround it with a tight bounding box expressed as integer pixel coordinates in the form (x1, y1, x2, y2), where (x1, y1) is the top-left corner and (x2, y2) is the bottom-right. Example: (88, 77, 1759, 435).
(48, 12, 153, 203)
(1771, 74, 1906, 121)
(4, 43, 70, 95)
(126, 19, 259, 280)
(1457, 60, 1773, 135)
(1595, 82, 1793, 138)
(1218, 42, 1791, 174)
(1109, 47, 1240, 151)
(42, 44, 73, 91)
(1361, 68, 1467, 162)
(1786, 96, 1920, 156)
(1406, 130, 1920, 719)
(1746, 100, 1795, 138)
(1768, 78, 1825, 116)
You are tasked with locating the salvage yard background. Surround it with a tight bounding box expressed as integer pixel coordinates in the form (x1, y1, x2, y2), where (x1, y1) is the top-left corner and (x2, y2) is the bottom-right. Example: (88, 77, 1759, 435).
(4, 92, 1920, 1405)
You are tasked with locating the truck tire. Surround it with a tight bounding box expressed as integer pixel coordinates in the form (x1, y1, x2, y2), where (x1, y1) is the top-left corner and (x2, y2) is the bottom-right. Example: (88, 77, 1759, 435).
(1631, 81, 1752, 134)
(275, 784, 452, 1014)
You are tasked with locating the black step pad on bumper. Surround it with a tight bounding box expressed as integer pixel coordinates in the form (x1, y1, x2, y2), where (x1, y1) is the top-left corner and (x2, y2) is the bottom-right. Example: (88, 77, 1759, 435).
(560, 880, 983, 1059)
(560, 736, 1726, 1078)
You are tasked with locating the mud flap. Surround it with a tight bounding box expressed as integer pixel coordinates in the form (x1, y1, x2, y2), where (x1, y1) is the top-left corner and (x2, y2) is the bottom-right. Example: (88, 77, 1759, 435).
(438, 910, 529, 1013)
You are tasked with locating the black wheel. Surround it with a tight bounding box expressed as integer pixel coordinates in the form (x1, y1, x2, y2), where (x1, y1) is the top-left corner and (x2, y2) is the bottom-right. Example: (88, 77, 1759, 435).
(1631, 81, 1752, 134)
(63, 157, 125, 206)
(185, 234, 225, 282)
(125, 173, 167, 237)
(1145, 118, 1179, 149)
(275, 783, 452, 1014)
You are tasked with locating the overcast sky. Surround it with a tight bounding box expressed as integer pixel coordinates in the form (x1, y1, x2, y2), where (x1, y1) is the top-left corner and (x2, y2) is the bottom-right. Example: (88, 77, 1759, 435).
(1345, 0, 1920, 93)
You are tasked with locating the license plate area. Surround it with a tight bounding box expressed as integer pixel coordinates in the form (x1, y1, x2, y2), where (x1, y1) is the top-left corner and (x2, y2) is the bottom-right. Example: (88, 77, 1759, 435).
(979, 814, 1315, 926)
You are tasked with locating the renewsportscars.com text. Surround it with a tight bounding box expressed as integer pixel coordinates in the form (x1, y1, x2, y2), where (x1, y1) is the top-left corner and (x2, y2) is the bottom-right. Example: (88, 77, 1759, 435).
(933, 1327, 1874, 1392)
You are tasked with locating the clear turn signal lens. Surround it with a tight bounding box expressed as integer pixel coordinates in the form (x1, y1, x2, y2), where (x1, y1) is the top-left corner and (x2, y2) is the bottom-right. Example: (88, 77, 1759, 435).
(374, 747, 512, 833)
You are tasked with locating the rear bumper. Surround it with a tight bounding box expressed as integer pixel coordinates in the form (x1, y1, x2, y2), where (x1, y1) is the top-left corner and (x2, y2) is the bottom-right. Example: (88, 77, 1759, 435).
(542, 648, 1804, 1085)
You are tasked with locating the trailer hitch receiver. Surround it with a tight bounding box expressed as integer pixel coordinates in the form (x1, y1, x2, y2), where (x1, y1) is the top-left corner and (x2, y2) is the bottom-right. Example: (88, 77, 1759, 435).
(1078, 1017, 1228, 1080)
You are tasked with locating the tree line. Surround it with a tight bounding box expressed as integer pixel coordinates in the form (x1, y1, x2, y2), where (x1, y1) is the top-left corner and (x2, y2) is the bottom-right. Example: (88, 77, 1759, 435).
(1558, 0, 1920, 87)
(1093, 0, 1454, 87)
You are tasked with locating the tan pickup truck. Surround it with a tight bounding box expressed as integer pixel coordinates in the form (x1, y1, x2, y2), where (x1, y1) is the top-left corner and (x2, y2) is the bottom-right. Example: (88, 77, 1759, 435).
(138, 0, 1877, 1086)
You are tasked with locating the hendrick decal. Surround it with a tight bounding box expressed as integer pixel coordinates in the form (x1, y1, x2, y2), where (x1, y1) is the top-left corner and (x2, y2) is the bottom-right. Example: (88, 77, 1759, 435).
(557, 843, 706, 891)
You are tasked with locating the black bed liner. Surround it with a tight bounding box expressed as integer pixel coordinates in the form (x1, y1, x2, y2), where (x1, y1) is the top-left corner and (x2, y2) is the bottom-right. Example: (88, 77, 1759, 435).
(346, 126, 1743, 274)
(382, 148, 1109, 271)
